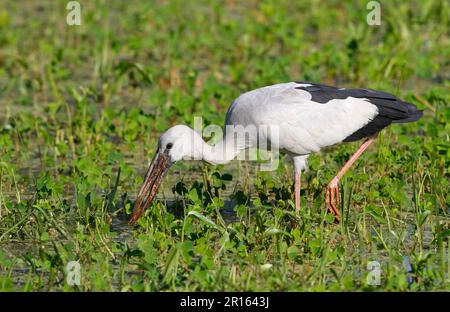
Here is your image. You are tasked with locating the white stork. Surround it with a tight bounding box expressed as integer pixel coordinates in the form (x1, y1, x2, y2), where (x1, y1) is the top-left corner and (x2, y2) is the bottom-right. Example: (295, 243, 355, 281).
(129, 82, 422, 224)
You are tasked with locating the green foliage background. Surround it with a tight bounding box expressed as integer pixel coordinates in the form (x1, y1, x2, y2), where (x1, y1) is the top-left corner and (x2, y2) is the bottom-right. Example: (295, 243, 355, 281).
(0, 0, 448, 291)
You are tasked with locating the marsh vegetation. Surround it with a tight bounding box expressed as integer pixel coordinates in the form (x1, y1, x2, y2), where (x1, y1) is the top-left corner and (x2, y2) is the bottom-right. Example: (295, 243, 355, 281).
(0, 0, 449, 291)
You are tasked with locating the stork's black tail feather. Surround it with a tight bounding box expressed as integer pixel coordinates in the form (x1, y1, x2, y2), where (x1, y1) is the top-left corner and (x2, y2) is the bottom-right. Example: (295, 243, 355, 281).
(341, 91, 423, 142)
(372, 98, 423, 125)
(294, 82, 423, 142)
(390, 101, 423, 123)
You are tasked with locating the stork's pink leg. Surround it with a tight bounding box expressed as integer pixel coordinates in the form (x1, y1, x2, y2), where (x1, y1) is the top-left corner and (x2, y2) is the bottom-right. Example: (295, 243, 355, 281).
(325, 135, 378, 222)
(295, 172, 300, 216)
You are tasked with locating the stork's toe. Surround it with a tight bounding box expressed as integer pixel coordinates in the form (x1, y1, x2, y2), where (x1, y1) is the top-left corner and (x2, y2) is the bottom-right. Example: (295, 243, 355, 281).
(325, 179, 341, 223)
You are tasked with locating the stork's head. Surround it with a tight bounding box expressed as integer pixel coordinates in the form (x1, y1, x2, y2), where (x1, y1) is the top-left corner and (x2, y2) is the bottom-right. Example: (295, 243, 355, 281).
(129, 125, 200, 224)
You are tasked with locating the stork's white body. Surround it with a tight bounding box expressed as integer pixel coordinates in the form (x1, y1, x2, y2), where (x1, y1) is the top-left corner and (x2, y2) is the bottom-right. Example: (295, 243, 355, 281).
(225, 82, 379, 173)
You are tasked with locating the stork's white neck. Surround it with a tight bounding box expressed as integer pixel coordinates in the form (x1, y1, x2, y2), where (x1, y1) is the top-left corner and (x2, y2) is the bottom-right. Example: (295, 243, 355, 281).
(183, 126, 247, 165)
(199, 132, 247, 165)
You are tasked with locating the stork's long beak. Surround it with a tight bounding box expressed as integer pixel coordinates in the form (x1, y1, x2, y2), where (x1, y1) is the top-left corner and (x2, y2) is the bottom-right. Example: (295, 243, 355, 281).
(129, 149, 172, 224)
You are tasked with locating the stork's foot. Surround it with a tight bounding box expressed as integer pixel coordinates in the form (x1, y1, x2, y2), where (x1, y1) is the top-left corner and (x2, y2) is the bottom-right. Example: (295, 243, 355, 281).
(325, 177, 341, 223)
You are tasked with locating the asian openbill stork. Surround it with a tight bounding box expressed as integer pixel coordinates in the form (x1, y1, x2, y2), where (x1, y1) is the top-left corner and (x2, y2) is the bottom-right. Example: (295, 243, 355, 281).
(129, 81, 422, 224)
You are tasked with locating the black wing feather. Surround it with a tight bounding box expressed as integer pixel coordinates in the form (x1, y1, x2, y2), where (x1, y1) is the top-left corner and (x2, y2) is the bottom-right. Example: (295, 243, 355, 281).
(295, 81, 422, 142)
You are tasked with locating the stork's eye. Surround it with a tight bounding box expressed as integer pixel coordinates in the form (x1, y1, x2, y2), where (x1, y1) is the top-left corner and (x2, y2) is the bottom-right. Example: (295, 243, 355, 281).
(166, 143, 173, 150)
